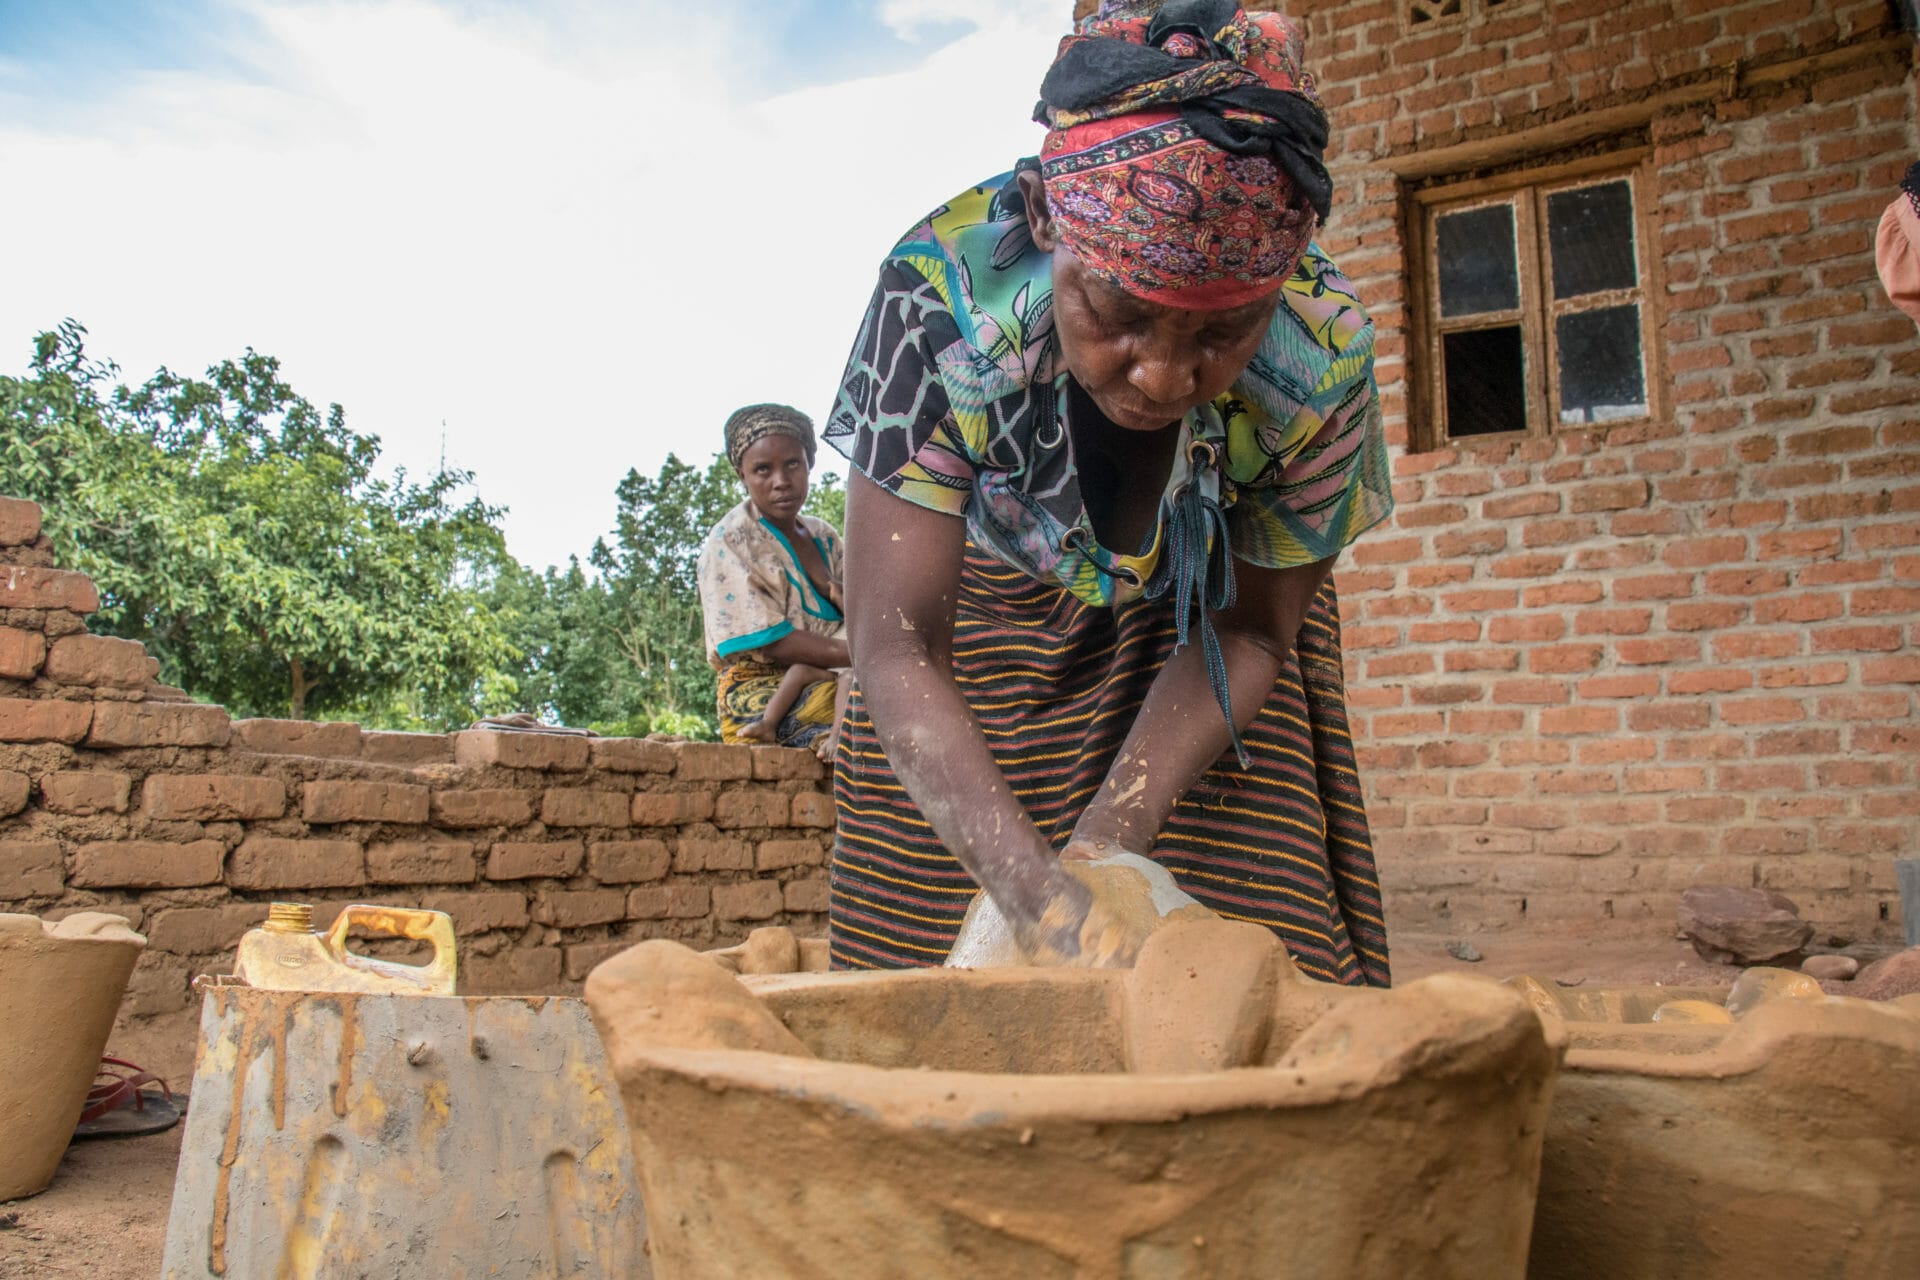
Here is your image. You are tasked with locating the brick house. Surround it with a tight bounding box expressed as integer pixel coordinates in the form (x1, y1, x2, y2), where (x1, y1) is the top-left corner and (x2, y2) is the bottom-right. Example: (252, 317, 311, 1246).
(1073, 1, 1920, 940)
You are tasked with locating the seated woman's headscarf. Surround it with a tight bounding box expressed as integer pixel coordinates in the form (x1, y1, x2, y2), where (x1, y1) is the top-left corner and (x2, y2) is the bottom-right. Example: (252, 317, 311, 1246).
(725, 403, 817, 473)
(1036, 0, 1330, 310)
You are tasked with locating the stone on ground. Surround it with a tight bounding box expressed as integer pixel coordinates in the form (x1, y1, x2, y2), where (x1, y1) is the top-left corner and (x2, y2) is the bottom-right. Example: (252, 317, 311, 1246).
(1676, 885, 1812, 965)
(1850, 946, 1920, 1002)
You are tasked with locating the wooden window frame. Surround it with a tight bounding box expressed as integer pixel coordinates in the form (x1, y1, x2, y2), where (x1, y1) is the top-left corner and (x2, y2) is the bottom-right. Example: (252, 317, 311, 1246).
(1406, 149, 1667, 452)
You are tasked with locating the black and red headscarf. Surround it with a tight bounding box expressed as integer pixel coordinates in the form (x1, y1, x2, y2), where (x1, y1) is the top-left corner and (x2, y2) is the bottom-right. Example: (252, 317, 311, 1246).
(1035, 0, 1332, 310)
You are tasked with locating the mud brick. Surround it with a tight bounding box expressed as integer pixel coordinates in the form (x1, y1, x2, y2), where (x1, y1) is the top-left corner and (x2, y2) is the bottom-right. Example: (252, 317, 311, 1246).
(587, 839, 670, 884)
(627, 883, 710, 920)
(713, 881, 783, 922)
(431, 788, 537, 829)
(145, 904, 265, 955)
(0, 769, 28, 817)
(711, 788, 788, 830)
(673, 838, 753, 873)
(671, 742, 752, 781)
(0, 497, 43, 546)
(367, 840, 477, 885)
(40, 770, 132, 816)
(0, 697, 92, 744)
(0, 627, 46, 679)
(0, 840, 64, 899)
(486, 840, 584, 880)
(630, 791, 714, 826)
(564, 939, 639, 981)
(750, 745, 825, 781)
(542, 788, 632, 828)
(589, 737, 675, 774)
(531, 889, 628, 928)
(44, 634, 154, 688)
(463, 946, 563, 994)
(0, 567, 98, 613)
(756, 838, 825, 871)
(72, 839, 225, 889)
(418, 889, 529, 934)
(359, 731, 453, 765)
(783, 877, 830, 914)
(144, 773, 287, 821)
(452, 729, 590, 772)
(789, 791, 835, 829)
(87, 701, 229, 748)
(233, 718, 362, 758)
(227, 836, 364, 890)
(302, 779, 429, 825)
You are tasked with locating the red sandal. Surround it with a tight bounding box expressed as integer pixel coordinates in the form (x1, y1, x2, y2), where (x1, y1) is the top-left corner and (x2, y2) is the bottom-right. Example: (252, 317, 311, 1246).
(72, 1056, 182, 1140)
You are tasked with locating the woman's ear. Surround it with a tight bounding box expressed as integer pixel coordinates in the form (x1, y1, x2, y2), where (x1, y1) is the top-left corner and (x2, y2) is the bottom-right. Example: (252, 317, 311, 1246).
(1017, 169, 1061, 253)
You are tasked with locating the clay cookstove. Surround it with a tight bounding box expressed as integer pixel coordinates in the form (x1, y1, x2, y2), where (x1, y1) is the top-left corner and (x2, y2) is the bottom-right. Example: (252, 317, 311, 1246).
(588, 921, 1565, 1280)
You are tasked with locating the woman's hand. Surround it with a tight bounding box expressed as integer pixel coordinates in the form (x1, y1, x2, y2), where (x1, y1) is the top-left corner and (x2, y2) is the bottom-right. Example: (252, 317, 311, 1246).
(1005, 860, 1153, 969)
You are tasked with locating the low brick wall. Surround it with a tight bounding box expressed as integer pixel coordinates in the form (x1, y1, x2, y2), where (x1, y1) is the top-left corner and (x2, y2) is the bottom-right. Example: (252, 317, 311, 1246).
(0, 497, 832, 1079)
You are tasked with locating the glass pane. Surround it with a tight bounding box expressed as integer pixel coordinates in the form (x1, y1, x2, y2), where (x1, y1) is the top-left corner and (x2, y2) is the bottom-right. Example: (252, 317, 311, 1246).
(1436, 203, 1519, 317)
(1443, 326, 1527, 438)
(1547, 180, 1637, 298)
(1557, 305, 1647, 424)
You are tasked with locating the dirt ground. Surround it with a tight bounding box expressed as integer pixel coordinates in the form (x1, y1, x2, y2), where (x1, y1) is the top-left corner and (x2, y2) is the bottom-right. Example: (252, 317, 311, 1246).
(0, 927, 1877, 1280)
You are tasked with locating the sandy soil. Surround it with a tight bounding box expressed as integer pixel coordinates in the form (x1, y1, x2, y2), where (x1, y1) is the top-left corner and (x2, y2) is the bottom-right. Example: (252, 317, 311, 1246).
(0, 1123, 183, 1279)
(0, 925, 1889, 1280)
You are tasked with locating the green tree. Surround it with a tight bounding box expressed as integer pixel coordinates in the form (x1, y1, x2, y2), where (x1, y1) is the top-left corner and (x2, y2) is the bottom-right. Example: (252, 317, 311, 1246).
(1, 323, 516, 727)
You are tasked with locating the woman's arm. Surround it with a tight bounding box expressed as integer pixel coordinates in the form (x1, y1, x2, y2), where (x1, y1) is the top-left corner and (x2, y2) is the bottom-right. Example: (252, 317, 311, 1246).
(759, 630, 849, 669)
(1067, 555, 1337, 859)
(845, 471, 1109, 960)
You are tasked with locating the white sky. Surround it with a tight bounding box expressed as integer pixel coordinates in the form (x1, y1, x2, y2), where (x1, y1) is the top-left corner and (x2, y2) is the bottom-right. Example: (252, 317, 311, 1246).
(0, 0, 1067, 570)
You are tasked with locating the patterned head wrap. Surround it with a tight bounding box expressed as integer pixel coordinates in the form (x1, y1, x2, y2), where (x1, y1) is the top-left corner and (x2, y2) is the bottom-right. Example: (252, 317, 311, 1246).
(1035, 0, 1331, 310)
(724, 403, 816, 472)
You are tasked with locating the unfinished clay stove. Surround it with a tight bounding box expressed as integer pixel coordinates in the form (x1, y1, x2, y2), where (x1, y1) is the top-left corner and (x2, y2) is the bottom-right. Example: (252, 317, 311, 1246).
(589, 921, 1564, 1279)
(0, 911, 146, 1201)
(1513, 974, 1920, 1279)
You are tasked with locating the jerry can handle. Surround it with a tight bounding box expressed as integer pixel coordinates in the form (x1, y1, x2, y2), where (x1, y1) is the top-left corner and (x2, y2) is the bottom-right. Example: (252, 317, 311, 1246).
(325, 905, 458, 993)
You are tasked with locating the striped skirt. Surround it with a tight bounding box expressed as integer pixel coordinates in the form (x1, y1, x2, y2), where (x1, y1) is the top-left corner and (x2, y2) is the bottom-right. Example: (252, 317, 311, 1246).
(828, 543, 1390, 986)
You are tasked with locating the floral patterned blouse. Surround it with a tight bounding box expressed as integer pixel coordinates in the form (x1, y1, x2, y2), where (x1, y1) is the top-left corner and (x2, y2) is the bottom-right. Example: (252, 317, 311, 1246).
(696, 500, 845, 669)
(823, 169, 1393, 607)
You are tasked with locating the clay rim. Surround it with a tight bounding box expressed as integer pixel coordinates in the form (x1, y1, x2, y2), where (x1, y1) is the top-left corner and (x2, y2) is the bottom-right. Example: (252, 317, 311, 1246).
(1561, 996, 1920, 1079)
(609, 971, 1558, 1131)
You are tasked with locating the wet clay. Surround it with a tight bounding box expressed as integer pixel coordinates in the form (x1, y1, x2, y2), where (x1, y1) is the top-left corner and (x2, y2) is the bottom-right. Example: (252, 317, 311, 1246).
(951, 855, 1215, 969)
(0, 911, 146, 1202)
(588, 923, 1563, 1279)
(1512, 975, 1920, 1279)
(706, 927, 831, 976)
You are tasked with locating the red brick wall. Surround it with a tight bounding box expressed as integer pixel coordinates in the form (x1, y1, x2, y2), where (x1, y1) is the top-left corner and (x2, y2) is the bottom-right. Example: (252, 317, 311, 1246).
(0, 498, 832, 1079)
(1289, 0, 1920, 938)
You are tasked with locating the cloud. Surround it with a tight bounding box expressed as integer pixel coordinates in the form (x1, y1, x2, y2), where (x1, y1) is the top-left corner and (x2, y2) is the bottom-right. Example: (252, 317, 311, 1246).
(0, 0, 1067, 570)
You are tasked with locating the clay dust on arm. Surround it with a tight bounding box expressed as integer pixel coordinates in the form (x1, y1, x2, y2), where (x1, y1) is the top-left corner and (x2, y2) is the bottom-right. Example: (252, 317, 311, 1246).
(844, 472, 1111, 964)
(1069, 555, 1339, 861)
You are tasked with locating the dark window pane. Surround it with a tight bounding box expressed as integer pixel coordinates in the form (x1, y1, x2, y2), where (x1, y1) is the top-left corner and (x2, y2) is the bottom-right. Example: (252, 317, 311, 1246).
(1557, 305, 1647, 424)
(1444, 326, 1527, 438)
(1437, 203, 1519, 317)
(1547, 180, 1637, 298)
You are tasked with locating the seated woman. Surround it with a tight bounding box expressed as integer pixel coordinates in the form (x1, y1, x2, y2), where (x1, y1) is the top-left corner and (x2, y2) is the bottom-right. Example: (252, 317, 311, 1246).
(697, 404, 851, 760)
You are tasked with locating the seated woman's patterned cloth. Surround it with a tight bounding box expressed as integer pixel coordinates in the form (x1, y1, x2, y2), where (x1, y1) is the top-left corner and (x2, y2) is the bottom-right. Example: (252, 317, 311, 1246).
(696, 500, 845, 748)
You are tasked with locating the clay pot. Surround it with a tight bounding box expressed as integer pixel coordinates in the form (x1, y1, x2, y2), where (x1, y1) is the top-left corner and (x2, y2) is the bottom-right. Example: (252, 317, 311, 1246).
(0, 911, 146, 1201)
(1514, 977, 1920, 1279)
(590, 922, 1564, 1279)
